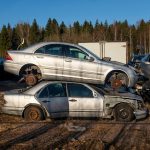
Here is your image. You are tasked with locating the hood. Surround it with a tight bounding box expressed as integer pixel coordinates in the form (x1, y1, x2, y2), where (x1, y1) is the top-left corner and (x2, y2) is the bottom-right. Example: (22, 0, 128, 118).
(99, 59, 127, 67)
(105, 92, 143, 101)
(107, 61, 125, 66)
(99, 60, 130, 72)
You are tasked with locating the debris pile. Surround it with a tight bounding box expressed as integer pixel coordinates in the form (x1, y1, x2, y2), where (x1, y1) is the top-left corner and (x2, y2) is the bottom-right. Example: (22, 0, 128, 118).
(0, 93, 5, 112)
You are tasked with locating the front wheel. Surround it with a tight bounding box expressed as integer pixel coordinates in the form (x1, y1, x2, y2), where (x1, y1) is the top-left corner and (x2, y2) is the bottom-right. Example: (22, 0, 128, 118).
(114, 103, 134, 122)
(106, 72, 129, 89)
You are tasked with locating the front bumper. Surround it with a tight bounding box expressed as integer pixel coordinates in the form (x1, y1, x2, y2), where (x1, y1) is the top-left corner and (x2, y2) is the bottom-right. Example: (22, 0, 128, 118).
(134, 108, 148, 120)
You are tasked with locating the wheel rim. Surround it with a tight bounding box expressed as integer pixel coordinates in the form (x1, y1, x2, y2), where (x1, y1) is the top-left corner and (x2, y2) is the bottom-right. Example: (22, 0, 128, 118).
(111, 79, 122, 89)
(29, 109, 40, 121)
(25, 74, 37, 86)
(119, 108, 129, 119)
(107, 72, 128, 89)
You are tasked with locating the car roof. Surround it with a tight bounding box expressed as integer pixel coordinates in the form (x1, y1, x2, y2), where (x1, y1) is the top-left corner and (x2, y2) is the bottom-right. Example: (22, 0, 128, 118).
(22, 81, 142, 101)
(23, 81, 93, 95)
(20, 42, 80, 53)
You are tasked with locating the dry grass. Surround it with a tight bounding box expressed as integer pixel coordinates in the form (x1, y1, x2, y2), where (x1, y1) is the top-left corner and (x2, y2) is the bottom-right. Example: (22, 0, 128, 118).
(0, 93, 5, 113)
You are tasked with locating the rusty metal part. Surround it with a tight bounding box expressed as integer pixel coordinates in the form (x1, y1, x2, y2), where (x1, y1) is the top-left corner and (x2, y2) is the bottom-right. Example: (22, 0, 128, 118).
(111, 79, 123, 89)
(25, 74, 37, 86)
(28, 108, 40, 120)
(24, 106, 43, 121)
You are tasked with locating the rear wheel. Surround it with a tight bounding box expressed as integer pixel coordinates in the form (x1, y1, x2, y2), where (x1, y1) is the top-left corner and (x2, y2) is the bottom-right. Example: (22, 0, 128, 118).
(24, 106, 45, 121)
(106, 72, 129, 89)
(114, 103, 134, 122)
(20, 65, 42, 86)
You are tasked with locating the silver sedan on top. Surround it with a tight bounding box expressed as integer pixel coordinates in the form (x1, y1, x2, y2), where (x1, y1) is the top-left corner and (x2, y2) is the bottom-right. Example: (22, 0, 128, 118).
(4, 42, 137, 87)
(2, 81, 147, 122)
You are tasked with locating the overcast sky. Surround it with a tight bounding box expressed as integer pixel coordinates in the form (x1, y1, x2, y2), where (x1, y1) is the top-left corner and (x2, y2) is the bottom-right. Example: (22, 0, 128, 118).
(0, 0, 149, 27)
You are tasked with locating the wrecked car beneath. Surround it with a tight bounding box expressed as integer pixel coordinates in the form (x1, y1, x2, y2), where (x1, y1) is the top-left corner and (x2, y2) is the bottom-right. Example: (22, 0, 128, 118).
(2, 81, 147, 122)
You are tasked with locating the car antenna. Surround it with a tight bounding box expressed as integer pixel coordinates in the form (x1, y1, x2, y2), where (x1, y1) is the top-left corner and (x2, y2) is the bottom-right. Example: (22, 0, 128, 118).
(17, 38, 24, 50)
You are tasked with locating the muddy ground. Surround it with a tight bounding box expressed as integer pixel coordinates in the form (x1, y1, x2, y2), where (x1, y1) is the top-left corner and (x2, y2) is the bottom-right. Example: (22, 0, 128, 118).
(0, 75, 150, 150)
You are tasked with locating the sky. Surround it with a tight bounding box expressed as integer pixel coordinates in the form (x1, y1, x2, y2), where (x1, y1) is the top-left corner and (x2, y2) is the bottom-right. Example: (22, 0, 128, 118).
(0, 0, 150, 28)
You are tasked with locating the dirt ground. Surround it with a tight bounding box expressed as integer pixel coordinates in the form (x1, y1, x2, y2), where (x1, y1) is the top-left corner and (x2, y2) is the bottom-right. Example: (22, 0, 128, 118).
(0, 79, 150, 150)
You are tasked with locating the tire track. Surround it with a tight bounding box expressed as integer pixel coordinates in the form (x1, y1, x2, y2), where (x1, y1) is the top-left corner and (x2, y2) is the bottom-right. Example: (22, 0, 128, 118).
(62, 121, 116, 150)
(0, 121, 63, 150)
(0, 122, 29, 136)
(8, 120, 70, 150)
(111, 120, 150, 150)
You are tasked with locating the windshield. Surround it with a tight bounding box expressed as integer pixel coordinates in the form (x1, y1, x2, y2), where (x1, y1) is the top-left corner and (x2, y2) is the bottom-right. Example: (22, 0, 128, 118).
(90, 85, 107, 96)
(78, 45, 101, 61)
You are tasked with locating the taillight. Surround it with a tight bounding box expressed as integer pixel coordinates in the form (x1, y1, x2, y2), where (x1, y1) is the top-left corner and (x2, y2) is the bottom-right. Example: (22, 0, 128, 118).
(5, 52, 13, 61)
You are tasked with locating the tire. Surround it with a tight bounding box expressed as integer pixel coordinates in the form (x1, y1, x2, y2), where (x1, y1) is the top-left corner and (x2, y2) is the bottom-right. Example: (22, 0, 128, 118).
(24, 106, 45, 121)
(20, 65, 42, 86)
(106, 72, 129, 89)
(114, 103, 134, 122)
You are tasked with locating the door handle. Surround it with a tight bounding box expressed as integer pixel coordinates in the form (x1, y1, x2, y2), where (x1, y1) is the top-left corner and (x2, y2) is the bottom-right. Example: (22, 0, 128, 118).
(65, 59, 72, 62)
(69, 99, 77, 102)
(42, 100, 50, 103)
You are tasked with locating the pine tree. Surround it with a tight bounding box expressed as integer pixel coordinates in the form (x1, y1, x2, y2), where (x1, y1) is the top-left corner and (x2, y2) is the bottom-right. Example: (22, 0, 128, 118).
(29, 19, 40, 44)
(0, 25, 12, 57)
(7, 23, 13, 48)
(59, 21, 67, 41)
(73, 21, 81, 35)
(45, 18, 52, 40)
(11, 28, 21, 49)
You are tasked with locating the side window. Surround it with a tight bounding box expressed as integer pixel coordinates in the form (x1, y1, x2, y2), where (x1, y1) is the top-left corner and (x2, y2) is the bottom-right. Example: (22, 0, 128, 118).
(35, 47, 45, 54)
(47, 83, 66, 97)
(65, 46, 88, 60)
(67, 83, 93, 98)
(35, 44, 63, 56)
(45, 45, 63, 56)
(38, 87, 49, 98)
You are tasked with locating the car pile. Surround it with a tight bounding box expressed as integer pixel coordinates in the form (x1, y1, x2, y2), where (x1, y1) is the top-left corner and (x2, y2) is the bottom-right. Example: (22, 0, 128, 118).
(128, 54, 150, 102)
(1, 42, 148, 122)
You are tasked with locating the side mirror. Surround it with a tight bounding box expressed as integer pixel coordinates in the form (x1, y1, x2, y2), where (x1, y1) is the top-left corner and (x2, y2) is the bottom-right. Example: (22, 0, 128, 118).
(102, 57, 111, 61)
(86, 56, 94, 62)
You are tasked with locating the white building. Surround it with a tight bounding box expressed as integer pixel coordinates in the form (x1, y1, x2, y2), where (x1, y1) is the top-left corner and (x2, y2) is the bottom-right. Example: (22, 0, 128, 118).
(79, 42, 128, 64)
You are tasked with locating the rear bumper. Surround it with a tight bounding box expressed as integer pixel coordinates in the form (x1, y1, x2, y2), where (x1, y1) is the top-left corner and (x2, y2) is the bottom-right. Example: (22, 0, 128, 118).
(134, 108, 148, 120)
(2, 106, 23, 116)
(4, 62, 21, 75)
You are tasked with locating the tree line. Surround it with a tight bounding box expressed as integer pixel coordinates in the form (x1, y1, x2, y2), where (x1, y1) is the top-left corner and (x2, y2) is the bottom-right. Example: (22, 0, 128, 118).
(0, 18, 150, 57)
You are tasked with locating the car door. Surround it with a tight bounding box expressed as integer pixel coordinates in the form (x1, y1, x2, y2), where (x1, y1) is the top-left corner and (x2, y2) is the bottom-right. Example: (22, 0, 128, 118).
(36, 83, 69, 118)
(67, 83, 103, 117)
(63, 45, 98, 82)
(34, 44, 64, 80)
